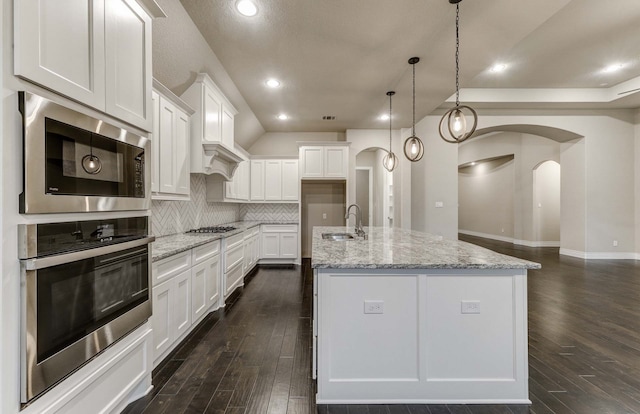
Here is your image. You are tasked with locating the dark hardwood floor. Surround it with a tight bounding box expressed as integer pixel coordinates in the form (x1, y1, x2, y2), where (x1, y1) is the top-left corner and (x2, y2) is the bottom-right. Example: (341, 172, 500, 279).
(124, 236, 640, 414)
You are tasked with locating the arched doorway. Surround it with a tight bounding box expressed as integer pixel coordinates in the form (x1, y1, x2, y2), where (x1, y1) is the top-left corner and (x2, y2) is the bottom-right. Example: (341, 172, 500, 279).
(533, 160, 561, 246)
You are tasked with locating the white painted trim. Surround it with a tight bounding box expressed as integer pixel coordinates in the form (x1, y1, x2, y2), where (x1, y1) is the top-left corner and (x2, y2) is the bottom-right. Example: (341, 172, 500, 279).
(316, 398, 533, 405)
(559, 248, 639, 260)
(513, 239, 560, 248)
(459, 230, 560, 247)
(458, 230, 513, 243)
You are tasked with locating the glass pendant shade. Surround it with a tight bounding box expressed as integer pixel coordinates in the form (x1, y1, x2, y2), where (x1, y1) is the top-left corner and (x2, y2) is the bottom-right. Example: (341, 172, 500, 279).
(439, 0, 478, 144)
(383, 151, 397, 172)
(403, 135, 424, 162)
(404, 57, 424, 162)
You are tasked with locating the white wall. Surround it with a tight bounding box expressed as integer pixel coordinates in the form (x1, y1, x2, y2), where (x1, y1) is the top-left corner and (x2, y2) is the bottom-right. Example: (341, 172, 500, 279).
(459, 158, 515, 239)
(248, 132, 345, 156)
(635, 110, 640, 256)
(410, 117, 459, 240)
(458, 132, 561, 245)
(152, 0, 265, 150)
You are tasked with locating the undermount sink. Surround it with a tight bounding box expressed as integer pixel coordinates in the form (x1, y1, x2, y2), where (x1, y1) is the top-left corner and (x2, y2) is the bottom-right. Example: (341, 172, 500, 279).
(322, 232, 356, 241)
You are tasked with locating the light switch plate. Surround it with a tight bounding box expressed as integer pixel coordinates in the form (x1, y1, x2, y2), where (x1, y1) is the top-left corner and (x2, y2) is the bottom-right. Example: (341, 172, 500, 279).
(435, 201, 444, 208)
(461, 300, 480, 314)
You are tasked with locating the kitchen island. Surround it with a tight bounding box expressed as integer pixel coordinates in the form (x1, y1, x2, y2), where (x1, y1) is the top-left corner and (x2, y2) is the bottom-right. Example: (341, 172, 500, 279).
(311, 226, 540, 405)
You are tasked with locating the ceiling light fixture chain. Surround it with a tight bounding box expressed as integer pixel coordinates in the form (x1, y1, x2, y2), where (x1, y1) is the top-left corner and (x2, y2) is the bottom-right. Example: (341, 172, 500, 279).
(383, 91, 398, 172)
(439, 0, 478, 144)
(455, 3, 460, 107)
(403, 57, 424, 162)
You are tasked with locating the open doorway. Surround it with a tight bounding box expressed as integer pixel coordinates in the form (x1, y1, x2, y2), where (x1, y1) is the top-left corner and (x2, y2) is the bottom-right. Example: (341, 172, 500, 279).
(300, 181, 346, 258)
(355, 167, 373, 226)
(533, 160, 561, 246)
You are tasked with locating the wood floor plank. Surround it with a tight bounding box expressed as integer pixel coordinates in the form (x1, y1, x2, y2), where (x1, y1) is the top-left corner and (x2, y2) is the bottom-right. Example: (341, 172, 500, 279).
(228, 366, 260, 408)
(287, 398, 312, 414)
(267, 357, 295, 413)
(406, 405, 431, 414)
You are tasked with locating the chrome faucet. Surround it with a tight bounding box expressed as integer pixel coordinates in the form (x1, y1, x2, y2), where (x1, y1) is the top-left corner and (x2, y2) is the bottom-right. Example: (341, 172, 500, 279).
(345, 204, 367, 239)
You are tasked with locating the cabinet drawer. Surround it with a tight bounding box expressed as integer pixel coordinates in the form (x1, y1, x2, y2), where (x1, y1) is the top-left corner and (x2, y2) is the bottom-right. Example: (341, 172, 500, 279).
(261, 224, 297, 233)
(224, 243, 244, 273)
(225, 232, 244, 249)
(192, 240, 220, 265)
(152, 251, 191, 286)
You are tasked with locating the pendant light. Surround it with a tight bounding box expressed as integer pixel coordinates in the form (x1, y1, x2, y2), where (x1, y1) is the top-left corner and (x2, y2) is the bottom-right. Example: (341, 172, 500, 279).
(82, 134, 102, 174)
(382, 91, 398, 172)
(404, 57, 424, 162)
(439, 0, 478, 144)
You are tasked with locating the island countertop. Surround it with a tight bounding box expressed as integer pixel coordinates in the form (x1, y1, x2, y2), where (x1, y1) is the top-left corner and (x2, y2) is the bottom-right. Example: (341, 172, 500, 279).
(311, 226, 541, 270)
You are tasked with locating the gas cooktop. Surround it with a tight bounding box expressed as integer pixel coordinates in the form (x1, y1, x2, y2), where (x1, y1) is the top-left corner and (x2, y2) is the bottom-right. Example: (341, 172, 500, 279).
(186, 226, 237, 234)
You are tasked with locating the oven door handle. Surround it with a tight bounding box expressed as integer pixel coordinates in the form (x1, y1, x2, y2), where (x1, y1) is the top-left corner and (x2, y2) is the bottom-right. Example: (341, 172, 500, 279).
(21, 236, 155, 270)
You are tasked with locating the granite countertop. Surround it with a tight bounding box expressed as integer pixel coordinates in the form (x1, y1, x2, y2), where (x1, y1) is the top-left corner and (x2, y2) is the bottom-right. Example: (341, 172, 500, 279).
(152, 220, 298, 262)
(311, 226, 541, 270)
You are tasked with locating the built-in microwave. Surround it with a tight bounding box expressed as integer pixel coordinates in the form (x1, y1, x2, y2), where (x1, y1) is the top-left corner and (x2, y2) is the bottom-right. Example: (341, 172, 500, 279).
(19, 92, 151, 214)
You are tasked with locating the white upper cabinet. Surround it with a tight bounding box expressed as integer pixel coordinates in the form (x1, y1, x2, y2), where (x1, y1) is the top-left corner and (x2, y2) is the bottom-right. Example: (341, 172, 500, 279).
(180, 73, 241, 178)
(281, 160, 300, 201)
(14, 0, 155, 131)
(264, 160, 283, 201)
(250, 160, 265, 201)
(299, 144, 349, 179)
(14, 0, 106, 109)
(152, 81, 194, 200)
(250, 159, 299, 202)
(104, 0, 152, 130)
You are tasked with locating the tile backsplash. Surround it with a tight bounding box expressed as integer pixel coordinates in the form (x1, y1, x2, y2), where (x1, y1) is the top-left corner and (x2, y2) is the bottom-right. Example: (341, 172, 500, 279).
(151, 175, 239, 236)
(239, 203, 299, 221)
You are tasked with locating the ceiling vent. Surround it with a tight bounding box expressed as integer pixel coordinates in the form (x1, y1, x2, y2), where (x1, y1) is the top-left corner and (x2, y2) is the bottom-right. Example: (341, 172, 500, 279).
(322, 115, 336, 120)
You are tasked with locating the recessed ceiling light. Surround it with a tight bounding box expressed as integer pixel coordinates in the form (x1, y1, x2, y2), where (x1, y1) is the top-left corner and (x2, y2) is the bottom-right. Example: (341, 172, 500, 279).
(266, 79, 281, 88)
(277, 114, 288, 120)
(471, 162, 476, 166)
(236, 0, 257, 17)
(603, 63, 625, 73)
(490, 63, 508, 73)
(379, 114, 390, 121)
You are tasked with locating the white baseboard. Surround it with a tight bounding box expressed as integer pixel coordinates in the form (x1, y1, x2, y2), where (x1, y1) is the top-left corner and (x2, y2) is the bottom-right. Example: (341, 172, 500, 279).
(559, 248, 638, 260)
(459, 230, 559, 247)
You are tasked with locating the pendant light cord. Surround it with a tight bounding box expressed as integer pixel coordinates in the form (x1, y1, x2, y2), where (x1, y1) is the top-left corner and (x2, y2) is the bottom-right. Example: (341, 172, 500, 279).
(412, 62, 416, 136)
(455, 4, 460, 107)
(389, 93, 393, 151)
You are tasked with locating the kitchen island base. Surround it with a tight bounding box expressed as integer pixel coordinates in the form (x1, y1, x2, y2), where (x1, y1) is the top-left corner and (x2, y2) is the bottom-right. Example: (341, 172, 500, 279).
(313, 268, 530, 405)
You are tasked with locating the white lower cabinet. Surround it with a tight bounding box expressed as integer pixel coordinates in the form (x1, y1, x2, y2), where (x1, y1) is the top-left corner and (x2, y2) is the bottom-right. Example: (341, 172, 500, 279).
(260, 225, 298, 261)
(151, 240, 221, 367)
(243, 227, 260, 275)
(223, 232, 245, 298)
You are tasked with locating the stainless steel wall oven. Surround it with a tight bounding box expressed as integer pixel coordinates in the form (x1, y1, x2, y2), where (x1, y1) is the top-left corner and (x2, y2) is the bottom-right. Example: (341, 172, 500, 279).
(18, 217, 154, 403)
(19, 92, 150, 214)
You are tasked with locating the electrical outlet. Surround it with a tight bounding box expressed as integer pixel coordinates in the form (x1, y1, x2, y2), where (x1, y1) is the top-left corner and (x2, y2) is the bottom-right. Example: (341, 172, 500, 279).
(364, 300, 384, 314)
(322, 213, 327, 220)
(613, 240, 618, 247)
(461, 300, 480, 314)
(435, 201, 444, 208)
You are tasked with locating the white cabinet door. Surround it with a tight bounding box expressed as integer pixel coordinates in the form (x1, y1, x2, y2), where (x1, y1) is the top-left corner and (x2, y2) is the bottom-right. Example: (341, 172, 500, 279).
(158, 97, 176, 194)
(261, 233, 280, 258)
(239, 161, 250, 200)
(265, 160, 283, 201)
(221, 106, 235, 149)
(324, 146, 348, 178)
(250, 160, 265, 200)
(174, 269, 192, 340)
(205, 255, 221, 309)
(282, 160, 299, 201)
(191, 261, 208, 323)
(300, 147, 324, 178)
(151, 91, 160, 193)
(14, 0, 106, 110)
(151, 278, 172, 360)
(105, 0, 152, 130)
(203, 85, 222, 143)
(279, 233, 298, 258)
(175, 109, 190, 196)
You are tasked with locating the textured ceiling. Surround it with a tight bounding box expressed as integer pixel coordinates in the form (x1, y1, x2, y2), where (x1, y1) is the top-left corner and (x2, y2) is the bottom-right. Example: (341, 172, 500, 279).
(180, 0, 640, 136)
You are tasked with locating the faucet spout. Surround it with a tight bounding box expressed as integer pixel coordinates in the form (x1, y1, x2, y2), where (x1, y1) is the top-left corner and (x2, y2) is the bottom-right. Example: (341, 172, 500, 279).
(345, 204, 366, 238)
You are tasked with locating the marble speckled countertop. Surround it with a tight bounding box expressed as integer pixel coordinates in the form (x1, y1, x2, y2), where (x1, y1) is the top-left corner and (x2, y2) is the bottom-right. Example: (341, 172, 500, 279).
(152, 221, 297, 262)
(312, 226, 541, 270)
